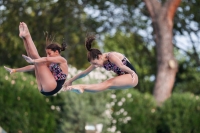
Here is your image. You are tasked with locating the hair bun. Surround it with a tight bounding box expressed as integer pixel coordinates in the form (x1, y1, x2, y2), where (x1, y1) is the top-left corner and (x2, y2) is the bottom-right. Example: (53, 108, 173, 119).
(61, 41, 67, 51)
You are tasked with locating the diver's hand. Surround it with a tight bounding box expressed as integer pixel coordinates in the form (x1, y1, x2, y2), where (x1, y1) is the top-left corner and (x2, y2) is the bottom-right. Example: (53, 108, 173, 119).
(131, 72, 136, 82)
(62, 80, 72, 91)
(4, 66, 16, 74)
(22, 55, 35, 64)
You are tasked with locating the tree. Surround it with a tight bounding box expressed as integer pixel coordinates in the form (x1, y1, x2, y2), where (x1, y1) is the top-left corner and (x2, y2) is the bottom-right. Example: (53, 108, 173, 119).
(143, 0, 181, 104)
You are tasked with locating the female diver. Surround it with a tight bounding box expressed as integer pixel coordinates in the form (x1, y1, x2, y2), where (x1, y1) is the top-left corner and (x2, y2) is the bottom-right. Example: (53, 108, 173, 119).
(4, 22, 68, 96)
(62, 35, 138, 93)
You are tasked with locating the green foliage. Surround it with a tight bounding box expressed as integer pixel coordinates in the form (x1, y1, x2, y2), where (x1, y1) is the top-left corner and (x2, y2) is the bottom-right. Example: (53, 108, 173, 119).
(56, 67, 113, 133)
(0, 66, 57, 133)
(110, 89, 158, 133)
(174, 61, 200, 94)
(157, 93, 200, 133)
(172, 0, 200, 94)
(174, 49, 200, 94)
(0, 66, 112, 133)
(110, 90, 200, 133)
(57, 92, 110, 133)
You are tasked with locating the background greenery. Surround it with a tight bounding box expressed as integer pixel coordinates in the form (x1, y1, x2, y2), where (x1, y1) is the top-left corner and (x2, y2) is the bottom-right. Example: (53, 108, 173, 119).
(0, 0, 200, 133)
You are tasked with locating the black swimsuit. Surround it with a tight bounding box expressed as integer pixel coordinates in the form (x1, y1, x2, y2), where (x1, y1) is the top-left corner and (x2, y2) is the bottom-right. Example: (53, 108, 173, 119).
(40, 63, 67, 96)
(103, 53, 136, 75)
(40, 80, 65, 96)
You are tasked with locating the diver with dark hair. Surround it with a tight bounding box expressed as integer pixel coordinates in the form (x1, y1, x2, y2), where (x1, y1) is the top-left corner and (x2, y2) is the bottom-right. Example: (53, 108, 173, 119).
(4, 22, 69, 96)
(62, 34, 138, 93)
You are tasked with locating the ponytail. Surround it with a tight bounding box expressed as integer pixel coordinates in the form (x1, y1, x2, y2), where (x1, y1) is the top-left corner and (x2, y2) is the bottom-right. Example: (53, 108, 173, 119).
(60, 39, 67, 52)
(85, 33, 102, 62)
(85, 35, 95, 51)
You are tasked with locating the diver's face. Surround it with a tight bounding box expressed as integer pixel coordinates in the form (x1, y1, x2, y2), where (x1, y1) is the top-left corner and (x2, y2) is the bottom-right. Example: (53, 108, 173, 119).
(46, 49, 59, 57)
(90, 55, 104, 67)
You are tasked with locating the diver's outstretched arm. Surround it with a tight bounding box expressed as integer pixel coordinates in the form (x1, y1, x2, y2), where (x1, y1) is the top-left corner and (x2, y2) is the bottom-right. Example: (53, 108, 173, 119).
(62, 65, 96, 89)
(4, 65, 35, 74)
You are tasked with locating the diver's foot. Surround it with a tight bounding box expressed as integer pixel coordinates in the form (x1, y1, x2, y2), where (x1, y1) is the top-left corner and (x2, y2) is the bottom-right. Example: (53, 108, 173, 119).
(71, 89, 83, 94)
(68, 85, 84, 94)
(19, 22, 30, 39)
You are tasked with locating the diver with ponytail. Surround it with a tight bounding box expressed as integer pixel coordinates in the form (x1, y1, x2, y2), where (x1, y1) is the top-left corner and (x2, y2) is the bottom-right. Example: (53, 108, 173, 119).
(62, 33, 138, 93)
(4, 22, 69, 96)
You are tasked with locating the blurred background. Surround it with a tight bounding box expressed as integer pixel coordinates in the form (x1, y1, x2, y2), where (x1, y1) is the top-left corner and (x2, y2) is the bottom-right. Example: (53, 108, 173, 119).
(0, 0, 200, 133)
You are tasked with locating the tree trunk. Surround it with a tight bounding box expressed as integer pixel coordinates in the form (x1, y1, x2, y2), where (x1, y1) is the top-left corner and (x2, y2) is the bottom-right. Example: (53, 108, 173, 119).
(143, 0, 181, 104)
